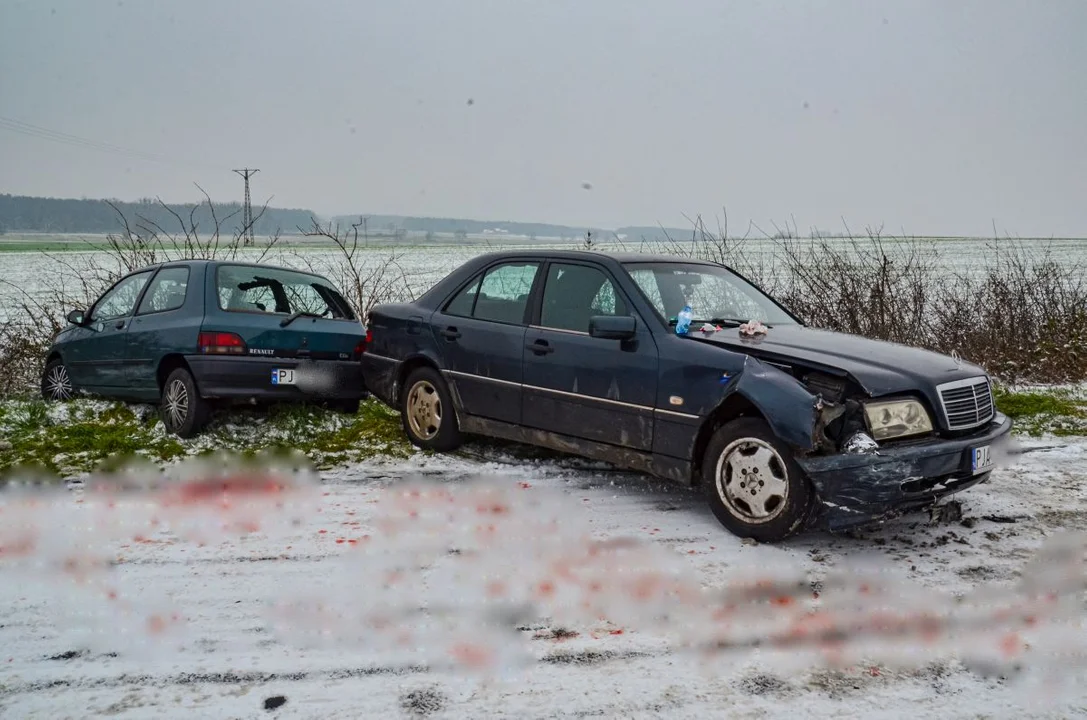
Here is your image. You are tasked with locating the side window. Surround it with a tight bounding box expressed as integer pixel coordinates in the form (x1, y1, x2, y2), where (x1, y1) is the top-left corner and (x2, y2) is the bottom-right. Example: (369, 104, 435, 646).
(137, 267, 190, 315)
(444, 275, 481, 318)
(540, 263, 628, 333)
(90, 271, 152, 322)
(470, 263, 539, 324)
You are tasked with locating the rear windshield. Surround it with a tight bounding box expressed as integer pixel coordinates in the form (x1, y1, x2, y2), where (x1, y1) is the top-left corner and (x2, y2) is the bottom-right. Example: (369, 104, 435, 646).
(216, 265, 356, 320)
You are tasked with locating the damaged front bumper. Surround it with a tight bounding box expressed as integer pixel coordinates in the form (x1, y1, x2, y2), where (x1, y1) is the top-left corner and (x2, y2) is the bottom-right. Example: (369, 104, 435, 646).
(797, 412, 1014, 531)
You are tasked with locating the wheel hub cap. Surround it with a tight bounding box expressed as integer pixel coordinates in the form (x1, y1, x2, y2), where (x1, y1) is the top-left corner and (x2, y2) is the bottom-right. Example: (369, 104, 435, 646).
(164, 379, 189, 429)
(715, 438, 789, 523)
(406, 380, 442, 440)
(45, 365, 72, 401)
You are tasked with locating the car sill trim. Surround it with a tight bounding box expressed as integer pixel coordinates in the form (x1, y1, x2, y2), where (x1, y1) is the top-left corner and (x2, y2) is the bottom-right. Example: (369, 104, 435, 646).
(654, 407, 700, 420)
(443, 369, 522, 388)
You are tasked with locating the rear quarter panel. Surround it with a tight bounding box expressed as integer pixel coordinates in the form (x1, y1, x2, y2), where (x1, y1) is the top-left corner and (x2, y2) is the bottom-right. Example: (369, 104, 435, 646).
(362, 302, 445, 406)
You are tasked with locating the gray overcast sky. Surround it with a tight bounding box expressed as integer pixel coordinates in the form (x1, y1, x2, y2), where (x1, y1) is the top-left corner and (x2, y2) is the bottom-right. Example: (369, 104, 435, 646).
(1, 0, 1085, 235)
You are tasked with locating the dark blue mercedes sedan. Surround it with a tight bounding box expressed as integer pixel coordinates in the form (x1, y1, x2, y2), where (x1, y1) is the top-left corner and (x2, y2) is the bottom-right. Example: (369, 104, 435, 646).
(361, 250, 1012, 542)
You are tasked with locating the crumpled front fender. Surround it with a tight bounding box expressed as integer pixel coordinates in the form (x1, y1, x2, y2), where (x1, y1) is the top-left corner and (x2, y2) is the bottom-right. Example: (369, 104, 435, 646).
(727, 355, 824, 451)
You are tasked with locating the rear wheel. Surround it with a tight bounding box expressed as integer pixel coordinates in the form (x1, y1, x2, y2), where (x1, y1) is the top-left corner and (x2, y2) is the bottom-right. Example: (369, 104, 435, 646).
(400, 367, 462, 452)
(160, 367, 209, 438)
(702, 417, 813, 542)
(41, 358, 74, 402)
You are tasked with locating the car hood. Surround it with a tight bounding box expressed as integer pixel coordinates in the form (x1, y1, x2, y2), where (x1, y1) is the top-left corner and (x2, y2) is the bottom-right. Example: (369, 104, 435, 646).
(694, 323, 986, 397)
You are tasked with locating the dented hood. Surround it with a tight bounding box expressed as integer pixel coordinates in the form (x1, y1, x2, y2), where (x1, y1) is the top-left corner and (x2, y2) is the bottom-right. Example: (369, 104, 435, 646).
(696, 324, 987, 397)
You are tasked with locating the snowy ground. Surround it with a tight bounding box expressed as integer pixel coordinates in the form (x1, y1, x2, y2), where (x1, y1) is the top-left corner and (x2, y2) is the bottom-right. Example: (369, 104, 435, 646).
(2, 437, 1087, 719)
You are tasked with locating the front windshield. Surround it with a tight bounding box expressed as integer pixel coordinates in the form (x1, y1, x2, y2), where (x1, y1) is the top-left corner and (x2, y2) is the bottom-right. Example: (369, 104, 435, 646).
(623, 262, 798, 327)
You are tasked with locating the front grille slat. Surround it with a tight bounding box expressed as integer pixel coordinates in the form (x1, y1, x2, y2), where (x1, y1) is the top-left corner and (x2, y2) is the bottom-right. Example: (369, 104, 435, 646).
(937, 377, 994, 430)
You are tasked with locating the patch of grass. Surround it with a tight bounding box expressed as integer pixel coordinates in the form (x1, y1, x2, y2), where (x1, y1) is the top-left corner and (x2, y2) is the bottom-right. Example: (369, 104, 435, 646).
(0, 399, 185, 477)
(993, 386, 1087, 437)
(0, 397, 411, 478)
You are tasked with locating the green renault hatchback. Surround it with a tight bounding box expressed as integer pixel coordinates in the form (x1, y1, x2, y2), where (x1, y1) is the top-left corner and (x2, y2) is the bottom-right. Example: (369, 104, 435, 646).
(41, 260, 369, 437)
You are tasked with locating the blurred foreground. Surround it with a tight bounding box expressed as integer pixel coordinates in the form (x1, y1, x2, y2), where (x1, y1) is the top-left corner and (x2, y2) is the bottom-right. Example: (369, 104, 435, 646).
(2, 443, 1086, 718)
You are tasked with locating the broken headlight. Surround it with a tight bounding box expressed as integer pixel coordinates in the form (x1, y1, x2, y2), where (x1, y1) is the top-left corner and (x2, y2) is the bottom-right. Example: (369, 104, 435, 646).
(863, 399, 933, 440)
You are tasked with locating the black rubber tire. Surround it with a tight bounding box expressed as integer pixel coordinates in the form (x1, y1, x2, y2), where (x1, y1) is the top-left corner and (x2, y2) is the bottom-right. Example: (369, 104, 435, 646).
(701, 417, 813, 543)
(160, 367, 210, 439)
(400, 366, 462, 452)
(40, 358, 74, 402)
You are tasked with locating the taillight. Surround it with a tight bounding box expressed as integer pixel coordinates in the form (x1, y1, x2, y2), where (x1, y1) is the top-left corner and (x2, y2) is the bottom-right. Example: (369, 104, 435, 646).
(352, 329, 371, 360)
(365, 328, 373, 344)
(198, 331, 247, 355)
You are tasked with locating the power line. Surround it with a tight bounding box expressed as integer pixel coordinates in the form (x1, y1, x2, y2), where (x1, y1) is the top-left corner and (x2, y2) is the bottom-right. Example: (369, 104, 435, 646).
(233, 168, 259, 246)
(0, 114, 221, 172)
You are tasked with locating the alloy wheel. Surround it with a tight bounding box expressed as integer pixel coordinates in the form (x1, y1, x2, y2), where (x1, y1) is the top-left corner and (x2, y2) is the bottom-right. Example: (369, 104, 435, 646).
(44, 364, 73, 401)
(406, 380, 442, 440)
(715, 437, 790, 523)
(164, 378, 189, 430)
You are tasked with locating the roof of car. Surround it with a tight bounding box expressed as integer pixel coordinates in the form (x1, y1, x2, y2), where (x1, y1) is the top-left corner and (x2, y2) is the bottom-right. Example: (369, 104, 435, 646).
(130, 258, 330, 274)
(465, 249, 720, 265)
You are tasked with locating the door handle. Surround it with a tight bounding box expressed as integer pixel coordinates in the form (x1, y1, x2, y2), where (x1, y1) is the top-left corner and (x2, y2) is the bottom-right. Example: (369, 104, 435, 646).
(440, 327, 461, 340)
(526, 339, 554, 355)
(114, 320, 125, 330)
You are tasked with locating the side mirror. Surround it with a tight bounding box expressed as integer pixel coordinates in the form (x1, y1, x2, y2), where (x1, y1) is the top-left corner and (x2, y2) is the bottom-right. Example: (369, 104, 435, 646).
(589, 315, 636, 341)
(66, 309, 85, 326)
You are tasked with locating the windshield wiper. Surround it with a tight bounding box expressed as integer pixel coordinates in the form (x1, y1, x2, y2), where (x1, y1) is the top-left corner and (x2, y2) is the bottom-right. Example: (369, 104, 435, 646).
(279, 311, 324, 328)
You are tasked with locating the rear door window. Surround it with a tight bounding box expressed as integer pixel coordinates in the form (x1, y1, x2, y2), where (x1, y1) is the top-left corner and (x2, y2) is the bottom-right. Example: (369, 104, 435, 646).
(444, 274, 482, 317)
(216, 265, 356, 320)
(472, 262, 539, 324)
(137, 267, 190, 314)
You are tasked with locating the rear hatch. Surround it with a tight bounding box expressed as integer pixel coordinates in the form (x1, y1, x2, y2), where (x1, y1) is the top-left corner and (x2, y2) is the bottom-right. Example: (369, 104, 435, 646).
(204, 263, 366, 361)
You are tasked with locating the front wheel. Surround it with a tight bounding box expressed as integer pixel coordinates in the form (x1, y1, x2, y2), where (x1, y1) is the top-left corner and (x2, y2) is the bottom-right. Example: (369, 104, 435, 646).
(41, 358, 74, 402)
(400, 367, 462, 452)
(702, 417, 813, 543)
(160, 367, 209, 438)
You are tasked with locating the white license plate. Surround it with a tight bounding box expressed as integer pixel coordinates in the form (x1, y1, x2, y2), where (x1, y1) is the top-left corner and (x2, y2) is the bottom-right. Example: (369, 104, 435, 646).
(971, 445, 993, 474)
(271, 369, 295, 385)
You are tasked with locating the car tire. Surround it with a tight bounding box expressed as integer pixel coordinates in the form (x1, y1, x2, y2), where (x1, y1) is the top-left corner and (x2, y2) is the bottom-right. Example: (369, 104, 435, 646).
(701, 417, 813, 543)
(160, 367, 209, 439)
(400, 366, 462, 452)
(41, 358, 74, 402)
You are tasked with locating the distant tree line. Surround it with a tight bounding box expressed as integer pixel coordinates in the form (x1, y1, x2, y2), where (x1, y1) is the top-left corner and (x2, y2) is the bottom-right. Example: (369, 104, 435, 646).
(0, 194, 317, 235)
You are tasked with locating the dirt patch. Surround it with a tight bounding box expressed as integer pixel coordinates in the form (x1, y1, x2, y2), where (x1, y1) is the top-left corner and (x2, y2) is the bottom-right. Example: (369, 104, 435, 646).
(1036, 508, 1087, 530)
(955, 565, 1001, 581)
(738, 672, 793, 697)
(399, 687, 446, 717)
(806, 668, 884, 699)
(540, 650, 650, 666)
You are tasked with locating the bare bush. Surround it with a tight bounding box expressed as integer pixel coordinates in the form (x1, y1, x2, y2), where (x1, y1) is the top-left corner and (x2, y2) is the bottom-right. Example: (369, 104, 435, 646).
(932, 243, 1087, 384)
(676, 221, 1087, 385)
(772, 229, 938, 346)
(297, 218, 422, 318)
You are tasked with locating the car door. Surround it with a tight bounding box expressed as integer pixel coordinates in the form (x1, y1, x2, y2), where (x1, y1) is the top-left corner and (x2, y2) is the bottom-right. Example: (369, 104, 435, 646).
(64, 270, 154, 389)
(125, 265, 195, 395)
(432, 260, 541, 425)
(522, 261, 659, 450)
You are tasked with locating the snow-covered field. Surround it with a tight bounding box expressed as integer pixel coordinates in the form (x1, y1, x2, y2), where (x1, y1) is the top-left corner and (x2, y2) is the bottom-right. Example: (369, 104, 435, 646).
(2, 436, 1086, 719)
(4, 235, 1087, 322)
